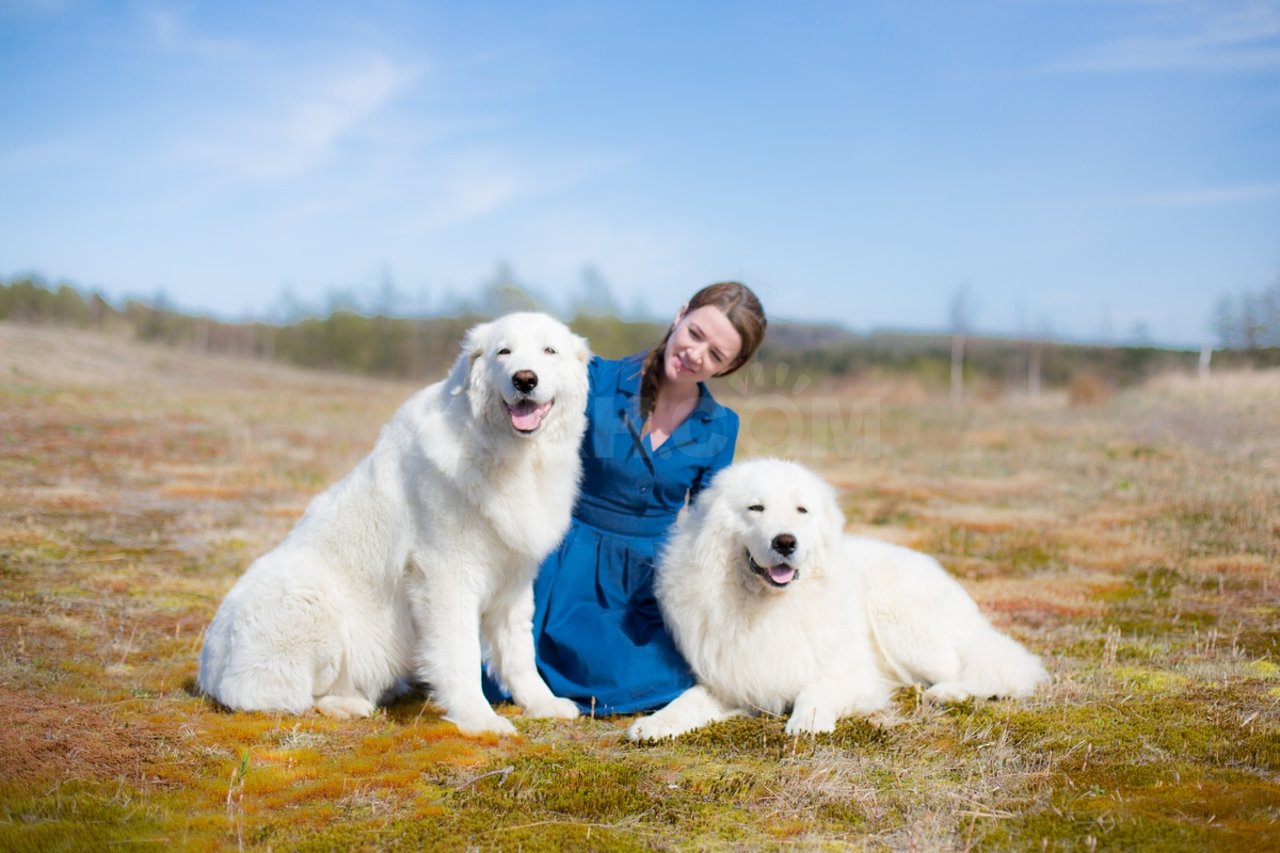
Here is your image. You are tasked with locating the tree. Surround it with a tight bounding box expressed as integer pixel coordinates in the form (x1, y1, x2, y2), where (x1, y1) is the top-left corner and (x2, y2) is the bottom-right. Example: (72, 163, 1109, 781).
(477, 262, 541, 316)
(1258, 276, 1280, 347)
(269, 286, 311, 324)
(1016, 302, 1050, 402)
(1212, 275, 1280, 351)
(570, 264, 621, 317)
(372, 267, 405, 318)
(1027, 317, 1053, 402)
(948, 283, 977, 408)
(1212, 294, 1237, 349)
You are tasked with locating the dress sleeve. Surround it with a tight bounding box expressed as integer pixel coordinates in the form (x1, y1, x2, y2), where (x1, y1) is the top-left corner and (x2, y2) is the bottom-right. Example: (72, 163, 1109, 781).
(688, 408, 738, 504)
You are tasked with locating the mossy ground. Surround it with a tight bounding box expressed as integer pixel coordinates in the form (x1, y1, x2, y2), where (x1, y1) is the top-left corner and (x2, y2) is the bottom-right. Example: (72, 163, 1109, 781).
(1, 324, 1277, 850)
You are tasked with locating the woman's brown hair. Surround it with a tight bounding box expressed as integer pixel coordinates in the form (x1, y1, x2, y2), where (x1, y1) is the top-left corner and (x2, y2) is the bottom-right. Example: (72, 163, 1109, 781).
(638, 281, 766, 421)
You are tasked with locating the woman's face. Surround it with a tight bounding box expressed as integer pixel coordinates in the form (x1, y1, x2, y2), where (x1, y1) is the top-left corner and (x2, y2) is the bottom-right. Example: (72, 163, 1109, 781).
(662, 304, 744, 387)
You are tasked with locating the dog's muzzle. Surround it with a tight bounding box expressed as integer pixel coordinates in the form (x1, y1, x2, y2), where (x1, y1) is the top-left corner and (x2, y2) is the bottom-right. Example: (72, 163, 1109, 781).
(506, 396, 554, 434)
(747, 549, 798, 588)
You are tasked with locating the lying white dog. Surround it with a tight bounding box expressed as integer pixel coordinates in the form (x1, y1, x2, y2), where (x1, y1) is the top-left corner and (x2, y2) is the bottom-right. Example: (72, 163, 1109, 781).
(629, 458, 1048, 740)
(198, 312, 589, 735)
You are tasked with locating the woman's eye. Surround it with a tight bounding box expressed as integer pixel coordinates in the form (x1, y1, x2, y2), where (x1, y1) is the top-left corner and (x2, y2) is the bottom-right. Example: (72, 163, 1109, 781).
(748, 504, 764, 512)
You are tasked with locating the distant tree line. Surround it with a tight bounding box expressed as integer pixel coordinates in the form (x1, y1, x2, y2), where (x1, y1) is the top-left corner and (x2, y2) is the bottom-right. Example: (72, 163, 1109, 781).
(8, 274, 1271, 393)
(1213, 276, 1280, 351)
(751, 329, 1205, 394)
(0, 275, 663, 380)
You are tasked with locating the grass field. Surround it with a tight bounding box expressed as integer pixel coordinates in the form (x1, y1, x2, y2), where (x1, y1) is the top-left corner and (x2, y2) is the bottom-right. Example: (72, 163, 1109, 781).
(1, 322, 1277, 851)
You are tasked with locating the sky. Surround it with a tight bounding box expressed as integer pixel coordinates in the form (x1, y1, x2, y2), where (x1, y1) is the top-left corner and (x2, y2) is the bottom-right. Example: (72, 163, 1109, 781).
(1, 1, 1278, 347)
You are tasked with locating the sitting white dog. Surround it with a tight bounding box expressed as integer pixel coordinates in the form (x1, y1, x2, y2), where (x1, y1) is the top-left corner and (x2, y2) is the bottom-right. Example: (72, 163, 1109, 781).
(629, 458, 1048, 740)
(198, 312, 589, 736)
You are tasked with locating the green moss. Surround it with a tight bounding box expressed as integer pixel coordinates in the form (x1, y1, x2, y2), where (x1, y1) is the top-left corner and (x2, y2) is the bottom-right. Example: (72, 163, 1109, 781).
(978, 772, 1280, 851)
(384, 814, 655, 853)
(643, 714, 890, 762)
(815, 797, 871, 828)
(1112, 666, 1191, 693)
(0, 781, 171, 852)
(511, 757, 653, 820)
(1247, 659, 1279, 679)
(1002, 700, 1205, 758)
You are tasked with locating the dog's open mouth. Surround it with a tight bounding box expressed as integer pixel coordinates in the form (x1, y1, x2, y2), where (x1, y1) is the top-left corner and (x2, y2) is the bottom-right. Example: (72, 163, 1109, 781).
(507, 398, 554, 433)
(747, 550, 798, 588)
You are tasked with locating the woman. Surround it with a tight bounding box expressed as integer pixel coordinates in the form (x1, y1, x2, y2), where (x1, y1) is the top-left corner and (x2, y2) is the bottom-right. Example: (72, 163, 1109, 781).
(514, 281, 766, 715)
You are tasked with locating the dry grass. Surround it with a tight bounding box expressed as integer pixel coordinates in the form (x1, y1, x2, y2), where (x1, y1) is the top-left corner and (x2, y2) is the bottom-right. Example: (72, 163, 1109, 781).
(2, 322, 1277, 851)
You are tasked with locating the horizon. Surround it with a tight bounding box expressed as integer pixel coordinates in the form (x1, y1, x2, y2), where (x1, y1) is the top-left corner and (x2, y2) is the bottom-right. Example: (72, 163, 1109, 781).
(3, 1, 1278, 349)
(4, 271, 1215, 352)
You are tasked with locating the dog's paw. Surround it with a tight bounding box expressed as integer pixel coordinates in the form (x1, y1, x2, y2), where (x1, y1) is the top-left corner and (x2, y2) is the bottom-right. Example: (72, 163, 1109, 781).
(783, 705, 838, 735)
(523, 696, 580, 720)
(627, 714, 686, 742)
(315, 695, 376, 720)
(923, 682, 974, 704)
(447, 709, 519, 737)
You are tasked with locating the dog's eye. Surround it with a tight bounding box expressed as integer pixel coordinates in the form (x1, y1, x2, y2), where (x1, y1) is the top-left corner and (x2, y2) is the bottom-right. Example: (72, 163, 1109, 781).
(748, 504, 764, 512)
(544, 346, 557, 355)
(797, 506, 808, 514)
(497, 348, 511, 356)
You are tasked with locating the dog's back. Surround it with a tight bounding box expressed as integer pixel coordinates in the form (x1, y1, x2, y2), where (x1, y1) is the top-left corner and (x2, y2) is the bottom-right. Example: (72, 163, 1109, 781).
(847, 535, 1048, 700)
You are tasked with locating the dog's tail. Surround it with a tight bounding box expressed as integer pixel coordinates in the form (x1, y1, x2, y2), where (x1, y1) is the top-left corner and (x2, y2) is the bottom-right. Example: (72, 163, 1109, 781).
(960, 626, 1050, 699)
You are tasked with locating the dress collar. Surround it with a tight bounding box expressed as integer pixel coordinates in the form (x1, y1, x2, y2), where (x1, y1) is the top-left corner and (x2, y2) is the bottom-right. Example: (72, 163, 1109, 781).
(615, 352, 646, 398)
(615, 351, 717, 447)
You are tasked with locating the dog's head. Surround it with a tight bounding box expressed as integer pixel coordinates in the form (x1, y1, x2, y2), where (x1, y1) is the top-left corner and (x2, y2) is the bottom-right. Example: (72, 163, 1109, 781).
(447, 312, 590, 441)
(680, 458, 844, 595)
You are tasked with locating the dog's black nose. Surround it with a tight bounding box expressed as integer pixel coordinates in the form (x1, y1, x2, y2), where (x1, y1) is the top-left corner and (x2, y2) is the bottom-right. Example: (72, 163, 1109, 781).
(512, 370, 538, 394)
(772, 533, 796, 556)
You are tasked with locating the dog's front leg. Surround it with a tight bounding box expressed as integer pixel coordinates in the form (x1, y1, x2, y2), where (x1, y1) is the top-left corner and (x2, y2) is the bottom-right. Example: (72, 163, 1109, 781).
(411, 563, 516, 737)
(627, 685, 742, 741)
(482, 580, 578, 720)
(785, 677, 890, 735)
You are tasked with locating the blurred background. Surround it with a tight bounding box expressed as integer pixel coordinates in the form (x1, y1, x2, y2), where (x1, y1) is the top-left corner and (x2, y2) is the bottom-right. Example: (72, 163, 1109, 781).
(2, 0, 1278, 383)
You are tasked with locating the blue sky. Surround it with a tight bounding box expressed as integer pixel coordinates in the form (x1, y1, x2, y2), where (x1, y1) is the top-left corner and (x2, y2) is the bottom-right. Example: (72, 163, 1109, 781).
(2, 1, 1278, 346)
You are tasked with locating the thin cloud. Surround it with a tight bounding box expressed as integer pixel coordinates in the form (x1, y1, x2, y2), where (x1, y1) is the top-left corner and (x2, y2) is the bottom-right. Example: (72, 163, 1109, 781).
(0, 138, 89, 175)
(1049, 0, 1280, 72)
(0, 0, 69, 16)
(147, 8, 253, 60)
(402, 159, 527, 232)
(283, 58, 421, 171)
(399, 149, 632, 234)
(1126, 181, 1280, 207)
(139, 7, 424, 180)
(175, 55, 423, 181)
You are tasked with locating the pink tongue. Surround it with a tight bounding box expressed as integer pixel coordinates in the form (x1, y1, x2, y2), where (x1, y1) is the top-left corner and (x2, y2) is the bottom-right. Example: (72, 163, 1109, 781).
(769, 564, 797, 584)
(509, 400, 550, 431)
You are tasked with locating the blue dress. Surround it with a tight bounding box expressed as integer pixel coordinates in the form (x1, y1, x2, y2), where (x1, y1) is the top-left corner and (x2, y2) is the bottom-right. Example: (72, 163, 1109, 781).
(528, 352, 739, 715)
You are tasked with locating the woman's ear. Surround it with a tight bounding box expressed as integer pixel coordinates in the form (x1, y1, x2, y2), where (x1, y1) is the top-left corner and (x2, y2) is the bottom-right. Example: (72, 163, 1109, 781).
(673, 303, 689, 326)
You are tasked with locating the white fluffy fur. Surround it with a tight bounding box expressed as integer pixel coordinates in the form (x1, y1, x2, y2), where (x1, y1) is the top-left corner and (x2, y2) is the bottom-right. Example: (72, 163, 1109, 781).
(629, 459, 1049, 740)
(198, 312, 590, 736)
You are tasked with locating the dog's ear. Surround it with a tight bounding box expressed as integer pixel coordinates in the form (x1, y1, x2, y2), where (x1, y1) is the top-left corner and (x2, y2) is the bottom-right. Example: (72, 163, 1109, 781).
(817, 475, 846, 551)
(572, 332, 591, 365)
(448, 321, 491, 397)
(690, 469, 736, 540)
